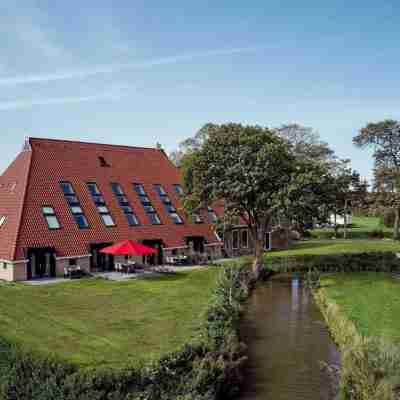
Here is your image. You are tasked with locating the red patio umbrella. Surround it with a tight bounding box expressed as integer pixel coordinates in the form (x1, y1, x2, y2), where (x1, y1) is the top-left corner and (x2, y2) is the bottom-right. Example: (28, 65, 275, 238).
(99, 240, 157, 256)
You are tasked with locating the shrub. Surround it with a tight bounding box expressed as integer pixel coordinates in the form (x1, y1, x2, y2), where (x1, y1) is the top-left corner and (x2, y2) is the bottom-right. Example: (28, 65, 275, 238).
(369, 229, 385, 239)
(268, 252, 400, 274)
(381, 209, 396, 228)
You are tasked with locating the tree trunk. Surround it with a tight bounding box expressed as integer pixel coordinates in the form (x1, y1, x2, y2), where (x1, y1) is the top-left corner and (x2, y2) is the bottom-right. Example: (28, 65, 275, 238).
(251, 222, 267, 280)
(343, 199, 348, 240)
(252, 238, 264, 280)
(394, 208, 400, 240)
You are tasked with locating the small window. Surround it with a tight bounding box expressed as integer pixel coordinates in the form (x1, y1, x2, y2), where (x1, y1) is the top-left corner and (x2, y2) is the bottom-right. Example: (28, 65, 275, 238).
(42, 206, 61, 230)
(126, 213, 139, 226)
(232, 230, 239, 249)
(60, 182, 74, 195)
(70, 206, 83, 214)
(134, 183, 146, 195)
(149, 213, 161, 225)
(2, 263, 7, 270)
(69, 258, 77, 266)
(87, 183, 101, 196)
(162, 196, 172, 204)
(139, 195, 151, 204)
(101, 214, 115, 226)
(154, 184, 167, 196)
(121, 205, 133, 213)
(111, 183, 124, 195)
(0, 215, 7, 227)
(117, 195, 129, 205)
(97, 205, 109, 214)
(241, 230, 249, 248)
(66, 195, 79, 205)
(74, 214, 89, 229)
(208, 207, 218, 223)
(170, 213, 183, 224)
(173, 184, 184, 196)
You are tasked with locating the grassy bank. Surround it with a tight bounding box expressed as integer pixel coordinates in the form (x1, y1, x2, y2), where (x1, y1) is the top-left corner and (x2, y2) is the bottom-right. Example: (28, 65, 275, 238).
(0, 268, 219, 369)
(316, 273, 400, 399)
(266, 238, 400, 258)
(311, 216, 392, 240)
(321, 273, 400, 343)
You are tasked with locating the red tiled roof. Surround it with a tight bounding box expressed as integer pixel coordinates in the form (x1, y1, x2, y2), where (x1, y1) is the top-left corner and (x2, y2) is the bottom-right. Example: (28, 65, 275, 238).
(0, 138, 221, 261)
(0, 148, 32, 260)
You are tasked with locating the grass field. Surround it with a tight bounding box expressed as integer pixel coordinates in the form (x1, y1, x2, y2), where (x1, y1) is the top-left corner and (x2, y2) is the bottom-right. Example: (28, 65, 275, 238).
(266, 238, 400, 258)
(320, 273, 400, 342)
(0, 268, 219, 369)
(311, 216, 393, 239)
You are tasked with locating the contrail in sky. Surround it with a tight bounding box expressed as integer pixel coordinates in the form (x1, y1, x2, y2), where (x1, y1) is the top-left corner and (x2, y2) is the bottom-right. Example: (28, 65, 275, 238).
(0, 47, 261, 87)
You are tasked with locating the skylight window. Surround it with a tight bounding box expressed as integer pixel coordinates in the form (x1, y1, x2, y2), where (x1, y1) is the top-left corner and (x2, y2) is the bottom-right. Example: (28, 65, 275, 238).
(0, 215, 6, 227)
(154, 184, 183, 224)
(87, 182, 115, 227)
(173, 184, 184, 196)
(111, 183, 140, 227)
(133, 183, 162, 225)
(42, 206, 61, 230)
(60, 181, 89, 229)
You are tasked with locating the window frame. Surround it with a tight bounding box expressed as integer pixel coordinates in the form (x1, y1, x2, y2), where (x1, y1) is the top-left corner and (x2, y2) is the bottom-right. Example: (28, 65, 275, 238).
(232, 230, 239, 250)
(241, 229, 249, 249)
(60, 181, 90, 229)
(86, 182, 116, 228)
(154, 184, 183, 225)
(110, 182, 140, 227)
(42, 206, 61, 230)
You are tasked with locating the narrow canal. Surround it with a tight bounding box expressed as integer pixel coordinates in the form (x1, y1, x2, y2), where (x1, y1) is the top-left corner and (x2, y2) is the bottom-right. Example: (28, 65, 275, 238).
(239, 276, 340, 400)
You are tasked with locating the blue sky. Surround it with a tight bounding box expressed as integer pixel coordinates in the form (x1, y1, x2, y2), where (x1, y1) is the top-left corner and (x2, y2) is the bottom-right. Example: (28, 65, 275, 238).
(1, 1, 399, 181)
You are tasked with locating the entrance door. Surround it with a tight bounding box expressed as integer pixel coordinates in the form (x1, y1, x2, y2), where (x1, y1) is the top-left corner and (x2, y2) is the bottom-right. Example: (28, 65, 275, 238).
(90, 243, 114, 271)
(27, 247, 56, 280)
(141, 240, 163, 265)
(186, 236, 205, 253)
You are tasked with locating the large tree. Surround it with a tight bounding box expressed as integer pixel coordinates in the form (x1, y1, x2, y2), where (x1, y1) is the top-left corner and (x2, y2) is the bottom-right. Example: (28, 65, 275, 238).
(182, 123, 327, 278)
(353, 119, 400, 239)
(276, 123, 335, 164)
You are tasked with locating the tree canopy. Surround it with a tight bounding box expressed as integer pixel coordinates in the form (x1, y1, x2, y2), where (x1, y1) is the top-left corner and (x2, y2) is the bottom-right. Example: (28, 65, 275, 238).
(354, 119, 400, 239)
(182, 123, 337, 276)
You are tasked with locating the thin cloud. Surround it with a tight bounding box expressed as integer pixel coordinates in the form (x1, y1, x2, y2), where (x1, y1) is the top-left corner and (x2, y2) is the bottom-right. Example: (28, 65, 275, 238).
(0, 47, 261, 87)
(0, 90, 126, 111)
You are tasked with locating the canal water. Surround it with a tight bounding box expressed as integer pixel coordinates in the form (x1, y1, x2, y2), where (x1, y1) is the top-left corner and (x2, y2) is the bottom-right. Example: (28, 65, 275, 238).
(239, 276, 340, 400)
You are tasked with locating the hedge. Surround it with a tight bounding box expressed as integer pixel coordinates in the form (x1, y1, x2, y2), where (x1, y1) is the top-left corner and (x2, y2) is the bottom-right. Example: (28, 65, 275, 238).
(268, 251, 400, 274)
(0, 260, 254, 400)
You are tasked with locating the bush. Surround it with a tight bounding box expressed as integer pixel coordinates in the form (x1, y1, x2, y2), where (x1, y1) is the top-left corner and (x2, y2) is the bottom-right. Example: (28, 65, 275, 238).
(381, 209, 396, 228)
(268, 252, 400, 274)
(0, 260, 254, 400)
(369, 228, 385, 239)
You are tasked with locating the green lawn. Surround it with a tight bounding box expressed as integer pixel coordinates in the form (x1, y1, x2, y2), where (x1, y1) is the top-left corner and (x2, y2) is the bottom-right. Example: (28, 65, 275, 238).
(311, 216, 393, 240)
(266, 238, 400, 258)
(320, 273, 400, 343)
(0, 268, 219, 369)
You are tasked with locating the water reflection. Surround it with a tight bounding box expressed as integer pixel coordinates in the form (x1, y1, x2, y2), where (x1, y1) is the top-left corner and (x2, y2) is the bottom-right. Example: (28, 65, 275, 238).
(239, 278, 340, 400)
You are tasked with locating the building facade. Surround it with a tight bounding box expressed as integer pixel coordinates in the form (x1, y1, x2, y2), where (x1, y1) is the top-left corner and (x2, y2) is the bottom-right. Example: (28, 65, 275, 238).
(0, 138, 223, 281)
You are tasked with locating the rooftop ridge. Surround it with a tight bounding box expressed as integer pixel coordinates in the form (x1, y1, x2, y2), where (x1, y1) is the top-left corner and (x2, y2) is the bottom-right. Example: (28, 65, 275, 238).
(28, 137, 161, 152)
